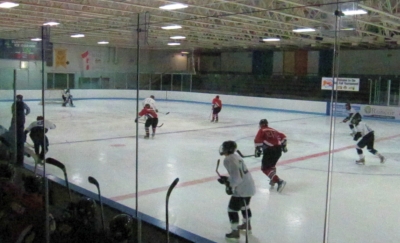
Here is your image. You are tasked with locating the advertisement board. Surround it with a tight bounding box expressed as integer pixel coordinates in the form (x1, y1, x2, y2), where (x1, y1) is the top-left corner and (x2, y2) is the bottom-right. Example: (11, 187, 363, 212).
(332, 103, 400, 121)
(321, 77, 360, 91)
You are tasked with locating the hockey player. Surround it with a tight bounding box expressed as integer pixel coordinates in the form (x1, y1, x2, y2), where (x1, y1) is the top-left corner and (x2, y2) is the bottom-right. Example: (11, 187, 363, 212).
(351, 116, 385, 165)
(24, 116, 56, 160)
(218, 141, 255, 240)
(62, 89, 75, 107)
(135, 104, 158, 139)
(211, 95, 222, 122)
(142, 95, 158, 112)
(9, 94, 30, 166)
(342, 102, 361, 136)
(254, 119, 287, 192)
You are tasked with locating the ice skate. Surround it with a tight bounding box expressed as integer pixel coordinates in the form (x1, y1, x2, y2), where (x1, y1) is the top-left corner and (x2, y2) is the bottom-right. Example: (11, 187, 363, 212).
(269, 180, 276, 187)
(211, 119, 214, 122)
(378, 154, 385, 164)
(225, 229, 239, 240)
(355, 158, 365, 165)
(144, 135, 149, 139)
(151, 133, 155, 138)
(237, 222, 252, 233)
(277, 180, 286, 193)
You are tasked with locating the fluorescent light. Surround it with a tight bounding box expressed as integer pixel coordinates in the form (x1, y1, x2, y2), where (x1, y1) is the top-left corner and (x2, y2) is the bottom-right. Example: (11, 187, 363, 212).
(43, 22, 60, 26)
(170, 36, 186, 40)
(0, 2, 19, 8)
(341, 28, 355, 31)
(71, 34, 85, 38)
(263, 38, 280, 42)
(293, 28, 316, 33)
(97, 41, 109, 44)
(162, 25, 182, 30)
(31, 38, 42, 41)
(343, 9, 367, 15)
(159, 3, 188, 10)
(168, 43, 181, 46)
(181, 51, 189, 54)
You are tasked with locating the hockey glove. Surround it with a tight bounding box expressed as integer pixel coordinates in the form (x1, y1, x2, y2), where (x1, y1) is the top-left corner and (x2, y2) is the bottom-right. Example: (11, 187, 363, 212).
(155, 109, 159, 113)
(134, 118, 138, 123)
(218, 176, 229, 184)
(343, 118, 349, 123)
(254, 146, 263, 158)
(353, 132, 362, 141)
(281, 139, 288, 153)
(225, 185, 233, 195)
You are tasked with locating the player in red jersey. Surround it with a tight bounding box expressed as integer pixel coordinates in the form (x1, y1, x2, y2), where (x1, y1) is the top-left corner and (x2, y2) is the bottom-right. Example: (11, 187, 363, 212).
(254, 119, 288, 193)
(135, 104, 158, 139)
(211, 95, 222, 122)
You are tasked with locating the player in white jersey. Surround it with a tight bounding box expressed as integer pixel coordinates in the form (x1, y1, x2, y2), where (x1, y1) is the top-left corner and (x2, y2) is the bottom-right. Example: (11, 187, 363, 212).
(343, 102, 361, 136)
(62, 89, 75, 107)
(351, 116, 385, 165)
(218, 141, 256, 240)
(24, 116, 56, 160)
(142, 95, 158, 112)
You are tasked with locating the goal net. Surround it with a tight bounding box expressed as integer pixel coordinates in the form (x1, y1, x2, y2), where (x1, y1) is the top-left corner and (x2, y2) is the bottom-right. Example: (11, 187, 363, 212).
(39, 89, 64, 105)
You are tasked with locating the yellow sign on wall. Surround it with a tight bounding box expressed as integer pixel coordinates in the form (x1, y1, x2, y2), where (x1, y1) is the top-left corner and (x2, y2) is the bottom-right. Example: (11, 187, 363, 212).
(55, 48, 67, 68)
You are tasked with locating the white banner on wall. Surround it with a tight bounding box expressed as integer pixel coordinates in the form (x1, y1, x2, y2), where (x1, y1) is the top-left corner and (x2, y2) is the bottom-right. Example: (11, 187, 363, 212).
(321, 77, 360, 91)
(333, 103, 400, 121)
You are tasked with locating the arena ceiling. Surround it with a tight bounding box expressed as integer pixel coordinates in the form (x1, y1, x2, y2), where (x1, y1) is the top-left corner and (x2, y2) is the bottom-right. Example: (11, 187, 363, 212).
(1, 0, 400, 51)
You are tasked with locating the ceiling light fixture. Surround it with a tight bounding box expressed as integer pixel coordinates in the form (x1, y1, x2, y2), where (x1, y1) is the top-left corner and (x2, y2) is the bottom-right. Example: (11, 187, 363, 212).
(162, 25, 182, 30)
(71, 34, 85, 38)
(293, 28, 316, 33)
(168, 43, 181, 46)
(43, 22, 60, 26)
(31, 38, 42, 41)
(181, 51, 189, 54)
(343, 9, 367, 15)
(262, 38, 280, 42)
(170, 36, 186, 40)
(0, 2, 19, 8)
(159, 3, 188, 10)
(98, 41, 109, 44)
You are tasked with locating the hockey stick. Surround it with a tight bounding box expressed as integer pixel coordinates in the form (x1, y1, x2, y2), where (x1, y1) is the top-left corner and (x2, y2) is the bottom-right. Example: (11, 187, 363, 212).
(88, 176, 105, 231)
(215, 159, 221, 177)
(236, 150, 255, 158)
(45, 157, 72, 203)
(166, 177, 179, 243)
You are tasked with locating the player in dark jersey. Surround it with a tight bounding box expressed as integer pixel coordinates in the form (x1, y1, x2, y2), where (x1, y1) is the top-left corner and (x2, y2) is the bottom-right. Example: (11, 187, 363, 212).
(254, 119, 287, 192)
(211, 95, 222, 122)
(135, 104, 158, 139)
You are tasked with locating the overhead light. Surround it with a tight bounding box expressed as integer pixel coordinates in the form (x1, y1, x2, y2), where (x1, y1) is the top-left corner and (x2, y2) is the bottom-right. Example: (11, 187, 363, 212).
(293, 28, 316, 33)
(162, 25, 182, 30)
(159, 3, 188, 10)
(341, 28, 355, 31)
(43, 21, 60, 26)
(262, 38, 280, 42)
(97, 41, 109, 44)
(343, 9, 367, 16)
(181, 51, 189, 54)
(31, 38, 42, 41)
(0, 2, 19, 8)
(71, 34, 85, 38)
(170, 36, 186, 40)
(168, 43, 181, 46)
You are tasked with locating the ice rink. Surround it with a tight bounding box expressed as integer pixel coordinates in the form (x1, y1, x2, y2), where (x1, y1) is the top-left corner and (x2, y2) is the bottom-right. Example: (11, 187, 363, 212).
(2, 98, 400, 243)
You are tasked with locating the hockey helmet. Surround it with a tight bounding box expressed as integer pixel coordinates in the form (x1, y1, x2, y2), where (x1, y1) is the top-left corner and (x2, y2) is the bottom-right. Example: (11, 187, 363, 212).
(345, 102, 351, 110)
(259, 119, 268, 127)
(109, 214, 135, 242)
(150, 95, 155, 99)
(76, 197, 97, 220)
(219, 140, 237, 155)
(16, 94, 23, 101)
